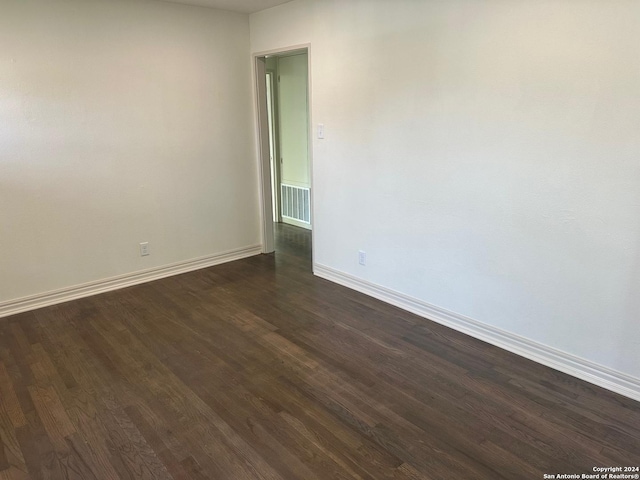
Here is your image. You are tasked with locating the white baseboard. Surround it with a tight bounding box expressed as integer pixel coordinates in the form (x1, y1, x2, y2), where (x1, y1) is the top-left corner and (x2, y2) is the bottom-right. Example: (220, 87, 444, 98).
(0, 245, 262, 319)
(313, 263, 640, 403)
(282, 217, 312, 230)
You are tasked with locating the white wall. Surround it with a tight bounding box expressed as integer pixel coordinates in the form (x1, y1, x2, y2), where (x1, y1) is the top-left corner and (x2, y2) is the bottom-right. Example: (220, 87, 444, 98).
(0, 0, 260, 305)
(278, 54, 310, 190)
(251, 0, 640, 382)
(277, 53, 311, 229)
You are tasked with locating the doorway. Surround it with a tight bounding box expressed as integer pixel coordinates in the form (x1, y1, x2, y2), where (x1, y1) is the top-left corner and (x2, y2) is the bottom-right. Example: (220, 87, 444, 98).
(255, 47, 312, 258)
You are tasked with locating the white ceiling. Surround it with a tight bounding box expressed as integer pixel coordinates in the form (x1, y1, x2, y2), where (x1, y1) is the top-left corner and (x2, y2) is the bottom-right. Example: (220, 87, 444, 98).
(161, 0, 293, 14)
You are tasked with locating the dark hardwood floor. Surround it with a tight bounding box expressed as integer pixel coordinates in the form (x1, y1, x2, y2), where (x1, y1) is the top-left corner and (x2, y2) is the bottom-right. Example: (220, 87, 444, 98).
(1, 223, 639, 479)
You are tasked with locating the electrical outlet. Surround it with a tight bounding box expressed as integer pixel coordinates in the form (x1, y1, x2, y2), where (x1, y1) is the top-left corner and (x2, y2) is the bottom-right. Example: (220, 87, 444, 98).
(358, 250, 366, 266)
(140, 242, 150, 257)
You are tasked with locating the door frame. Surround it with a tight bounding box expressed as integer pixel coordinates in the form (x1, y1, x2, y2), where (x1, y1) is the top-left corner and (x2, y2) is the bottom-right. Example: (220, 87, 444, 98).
(265, 70, 281, 224)
(253, 44, 314, 266)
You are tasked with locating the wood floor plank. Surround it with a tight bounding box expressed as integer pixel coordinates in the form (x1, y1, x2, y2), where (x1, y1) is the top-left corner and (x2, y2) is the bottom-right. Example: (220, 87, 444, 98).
(26, 385, 75, 453)
(0, 363, 27, 429)
(1, 224, 638, 479)
(14, 411, 66, 480)
(0, 403, 26, 476)
(124, 405, 192, 480)
(85, 314, 285, 480)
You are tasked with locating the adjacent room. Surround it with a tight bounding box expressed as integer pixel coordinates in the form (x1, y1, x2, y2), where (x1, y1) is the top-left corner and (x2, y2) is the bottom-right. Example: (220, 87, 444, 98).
(1, 0, 639, 478)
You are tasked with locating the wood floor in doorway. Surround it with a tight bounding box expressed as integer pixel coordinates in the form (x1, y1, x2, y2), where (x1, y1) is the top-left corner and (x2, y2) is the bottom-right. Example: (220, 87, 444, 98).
(1, 224, 638, 479)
